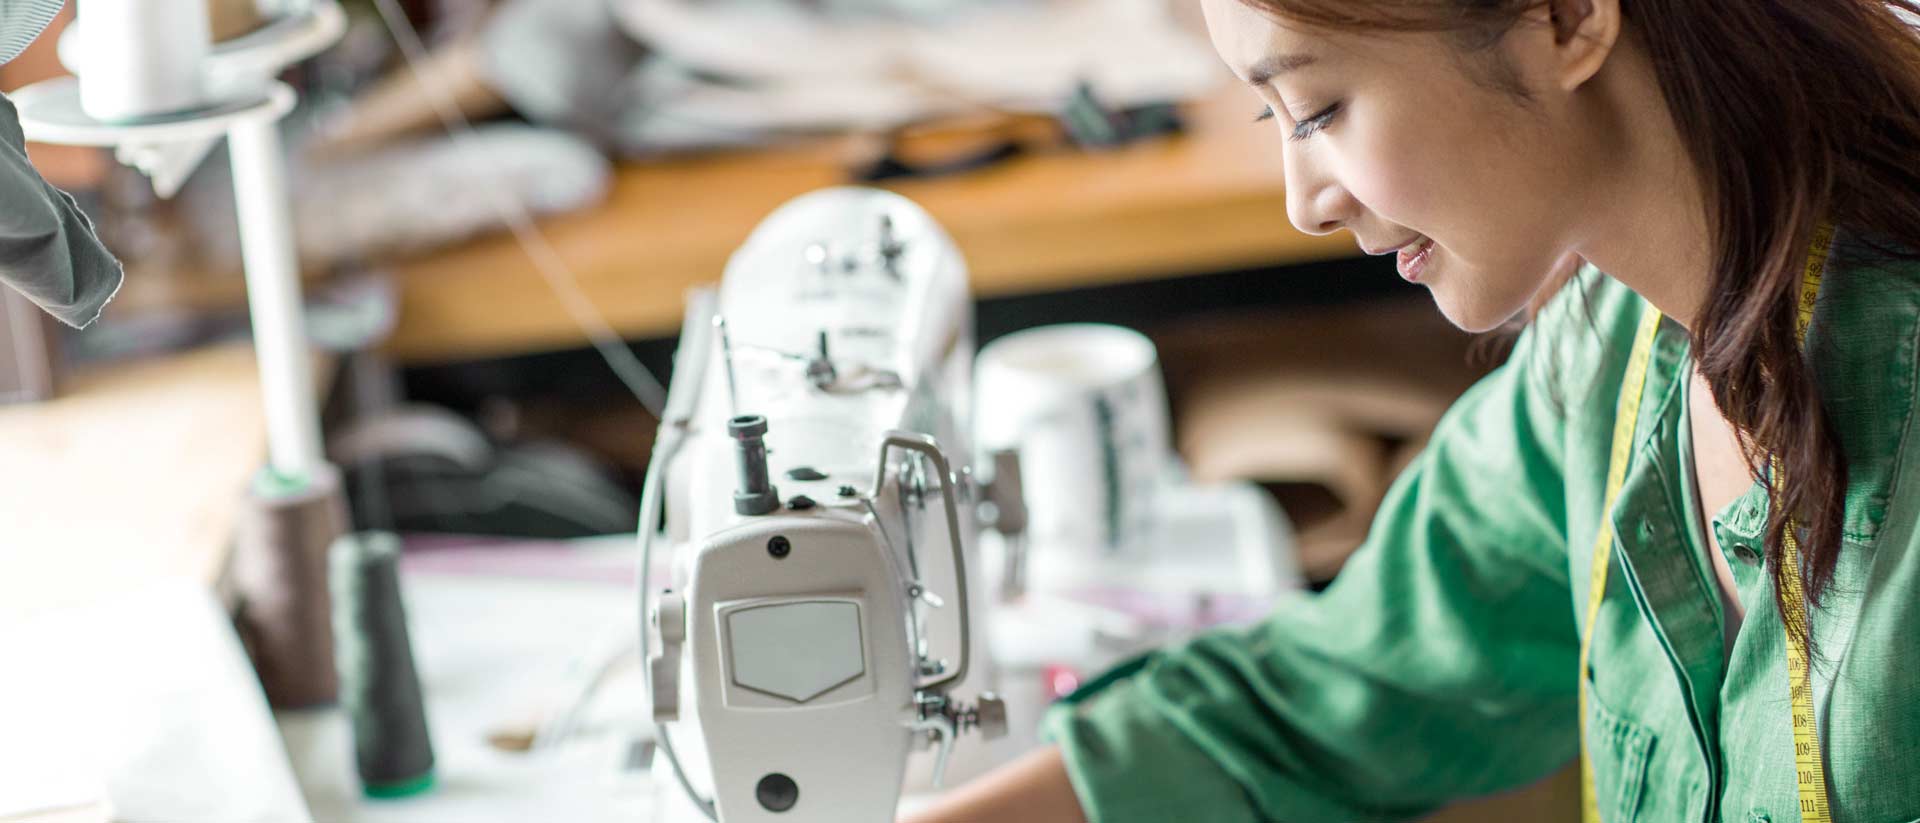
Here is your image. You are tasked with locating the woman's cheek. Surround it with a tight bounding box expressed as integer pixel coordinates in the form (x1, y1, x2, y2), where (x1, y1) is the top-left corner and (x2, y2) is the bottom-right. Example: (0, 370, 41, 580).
(1342, 145, 1437, 235)
(1337, 110, 1444, 227)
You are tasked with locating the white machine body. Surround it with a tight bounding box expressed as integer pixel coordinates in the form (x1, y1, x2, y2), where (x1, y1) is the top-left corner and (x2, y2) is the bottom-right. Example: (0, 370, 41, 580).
(645, 188, 1002, 822)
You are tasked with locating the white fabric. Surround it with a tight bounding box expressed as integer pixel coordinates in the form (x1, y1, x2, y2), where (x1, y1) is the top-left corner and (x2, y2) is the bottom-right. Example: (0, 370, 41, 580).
(0, 579, 311, 823)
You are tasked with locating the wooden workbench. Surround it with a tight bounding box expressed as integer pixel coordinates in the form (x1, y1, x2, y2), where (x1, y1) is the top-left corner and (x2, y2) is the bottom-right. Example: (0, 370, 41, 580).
(385, 81, 1357, 364)
(0, 345, 266, 618)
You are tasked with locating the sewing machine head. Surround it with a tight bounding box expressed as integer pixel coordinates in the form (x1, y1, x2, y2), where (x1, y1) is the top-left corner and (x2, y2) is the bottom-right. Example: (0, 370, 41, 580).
(641, 188, 1006, 822)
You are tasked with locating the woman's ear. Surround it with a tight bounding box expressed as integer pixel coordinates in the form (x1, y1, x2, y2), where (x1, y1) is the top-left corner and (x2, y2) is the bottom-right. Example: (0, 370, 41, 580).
(1546, 0, 1621, 90)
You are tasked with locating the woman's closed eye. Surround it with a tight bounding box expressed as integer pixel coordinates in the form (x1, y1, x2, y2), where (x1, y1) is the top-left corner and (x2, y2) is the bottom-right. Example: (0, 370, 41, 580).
(1254, 102, 1343, 141)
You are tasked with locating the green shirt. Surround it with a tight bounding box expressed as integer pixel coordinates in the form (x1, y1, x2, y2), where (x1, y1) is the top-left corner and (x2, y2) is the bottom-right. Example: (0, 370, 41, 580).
(1044, 233, 1920, 822)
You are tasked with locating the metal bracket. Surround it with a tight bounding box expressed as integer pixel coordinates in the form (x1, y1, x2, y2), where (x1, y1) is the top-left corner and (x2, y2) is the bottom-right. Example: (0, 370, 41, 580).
(871, 431, 971, 692)
(907, 691, 1008, 787)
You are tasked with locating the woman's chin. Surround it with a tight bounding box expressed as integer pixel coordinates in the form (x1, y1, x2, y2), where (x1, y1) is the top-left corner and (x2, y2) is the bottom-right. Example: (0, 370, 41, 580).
(1431, 289, 1524, 334)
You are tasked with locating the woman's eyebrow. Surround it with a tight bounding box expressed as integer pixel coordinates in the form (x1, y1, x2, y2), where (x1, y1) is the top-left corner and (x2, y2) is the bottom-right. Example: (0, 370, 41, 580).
(1246, 53, 1318, 86)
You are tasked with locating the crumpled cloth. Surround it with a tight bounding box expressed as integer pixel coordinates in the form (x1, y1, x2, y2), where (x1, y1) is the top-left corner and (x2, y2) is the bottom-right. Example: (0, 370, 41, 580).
(0, 90, 123, 328)
(0, 0, 124, 328)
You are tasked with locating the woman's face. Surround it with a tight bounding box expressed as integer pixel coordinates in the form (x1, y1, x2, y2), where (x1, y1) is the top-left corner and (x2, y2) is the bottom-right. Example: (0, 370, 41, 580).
(1201, 0, 1597, 331)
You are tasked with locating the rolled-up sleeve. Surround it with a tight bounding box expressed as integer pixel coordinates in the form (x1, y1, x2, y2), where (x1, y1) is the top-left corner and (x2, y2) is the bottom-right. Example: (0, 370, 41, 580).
(1044, 323, 1582, 822)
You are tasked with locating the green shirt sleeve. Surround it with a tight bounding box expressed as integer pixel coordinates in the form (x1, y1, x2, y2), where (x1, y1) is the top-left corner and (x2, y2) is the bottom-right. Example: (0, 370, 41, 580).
(1044, 318, 1584, 822)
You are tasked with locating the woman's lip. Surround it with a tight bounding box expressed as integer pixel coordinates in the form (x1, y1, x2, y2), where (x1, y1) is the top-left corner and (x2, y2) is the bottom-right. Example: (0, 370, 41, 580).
(1364, 237, 1423, 256)
(1397, 238, 1435, 282)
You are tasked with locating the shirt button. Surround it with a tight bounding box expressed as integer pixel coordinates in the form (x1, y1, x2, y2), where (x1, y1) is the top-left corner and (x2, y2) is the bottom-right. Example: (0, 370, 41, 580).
(1748, 811, 1771, 823)
(1636, 520, 1654, 540)
(1732, 544, 1763, 566)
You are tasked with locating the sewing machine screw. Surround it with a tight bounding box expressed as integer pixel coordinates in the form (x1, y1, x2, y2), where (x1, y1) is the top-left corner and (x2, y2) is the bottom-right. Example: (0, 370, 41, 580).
(907, 584, 945, 608)
(787, 495, 816, 510)
(877, 215, 906, 279)
(768, 536, 792, 558)
(837, 485, 859, 497)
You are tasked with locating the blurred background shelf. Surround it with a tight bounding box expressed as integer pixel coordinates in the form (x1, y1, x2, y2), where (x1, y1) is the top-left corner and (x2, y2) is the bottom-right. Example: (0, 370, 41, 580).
(92, 79, 1355, 365)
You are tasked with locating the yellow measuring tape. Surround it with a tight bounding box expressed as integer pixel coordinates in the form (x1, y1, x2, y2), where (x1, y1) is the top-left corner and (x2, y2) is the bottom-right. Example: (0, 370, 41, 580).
(1578, 223, 1835, 823)
(1576, 299, 1662, 823)
(1780, 222, 1835, 823)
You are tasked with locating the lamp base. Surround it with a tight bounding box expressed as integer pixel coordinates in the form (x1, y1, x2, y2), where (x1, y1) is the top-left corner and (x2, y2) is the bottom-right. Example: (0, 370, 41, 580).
(231, 463, 351, 709)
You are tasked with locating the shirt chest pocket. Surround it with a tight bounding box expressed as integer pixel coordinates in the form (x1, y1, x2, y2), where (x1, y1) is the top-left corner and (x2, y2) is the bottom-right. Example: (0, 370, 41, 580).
(1588, 691, 1657, 823)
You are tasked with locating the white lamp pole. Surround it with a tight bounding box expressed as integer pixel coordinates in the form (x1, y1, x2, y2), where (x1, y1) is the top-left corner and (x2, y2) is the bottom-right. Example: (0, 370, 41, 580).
(229, 111, 324, 479)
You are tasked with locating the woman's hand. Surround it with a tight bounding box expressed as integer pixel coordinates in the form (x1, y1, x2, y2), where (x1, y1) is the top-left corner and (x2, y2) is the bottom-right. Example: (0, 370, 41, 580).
(900, 745, 1089, 823)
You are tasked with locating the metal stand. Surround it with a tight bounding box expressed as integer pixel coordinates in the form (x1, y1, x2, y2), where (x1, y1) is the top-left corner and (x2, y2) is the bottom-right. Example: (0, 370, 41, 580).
(12, 0, 345, 484)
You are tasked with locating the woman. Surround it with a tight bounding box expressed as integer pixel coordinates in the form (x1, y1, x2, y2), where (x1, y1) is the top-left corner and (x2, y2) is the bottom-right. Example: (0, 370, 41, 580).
(908, 0, 1920, 820)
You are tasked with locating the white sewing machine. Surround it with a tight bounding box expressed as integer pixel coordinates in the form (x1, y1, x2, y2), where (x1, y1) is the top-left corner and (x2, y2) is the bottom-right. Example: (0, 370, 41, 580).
(640, 188, 1010, 822)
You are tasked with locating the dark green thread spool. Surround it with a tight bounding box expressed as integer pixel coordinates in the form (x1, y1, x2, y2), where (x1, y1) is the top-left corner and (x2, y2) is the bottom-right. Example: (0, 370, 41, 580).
(330, 532, 435, 799)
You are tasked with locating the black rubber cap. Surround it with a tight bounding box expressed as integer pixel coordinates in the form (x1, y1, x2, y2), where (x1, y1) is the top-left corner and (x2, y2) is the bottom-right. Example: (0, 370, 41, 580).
(729, 415, 768, 439)
(756, 773, 799, 812)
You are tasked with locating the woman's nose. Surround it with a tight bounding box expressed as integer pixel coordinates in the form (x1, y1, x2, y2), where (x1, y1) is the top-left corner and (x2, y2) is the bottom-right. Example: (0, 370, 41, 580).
(1283, 149, 1359, 236)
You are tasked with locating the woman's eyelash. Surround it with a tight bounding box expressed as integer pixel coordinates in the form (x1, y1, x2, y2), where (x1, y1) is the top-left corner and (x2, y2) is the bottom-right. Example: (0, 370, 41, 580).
(1289, 103, 1341, 141)
(1252, 103, 1341, 138)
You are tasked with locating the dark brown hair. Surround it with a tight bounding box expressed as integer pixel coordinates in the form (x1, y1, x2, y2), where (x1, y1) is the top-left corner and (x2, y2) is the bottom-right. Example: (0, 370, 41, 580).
(1242, 0, 1920, 651)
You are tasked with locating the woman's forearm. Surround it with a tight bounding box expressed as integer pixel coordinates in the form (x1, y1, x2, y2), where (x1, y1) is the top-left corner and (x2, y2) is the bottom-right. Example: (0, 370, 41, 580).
(902, 745, 1088, 823)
